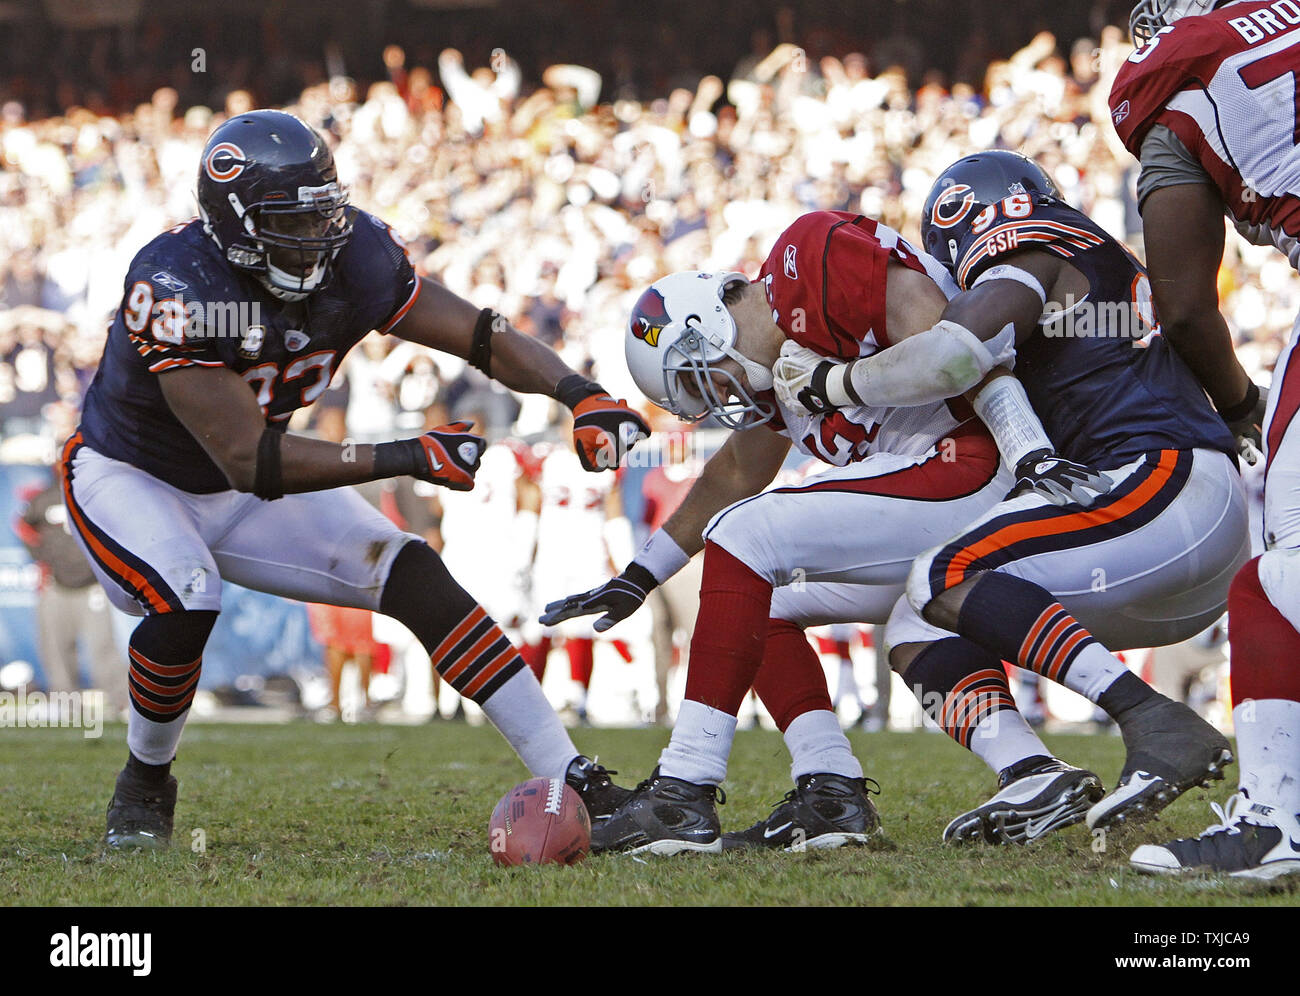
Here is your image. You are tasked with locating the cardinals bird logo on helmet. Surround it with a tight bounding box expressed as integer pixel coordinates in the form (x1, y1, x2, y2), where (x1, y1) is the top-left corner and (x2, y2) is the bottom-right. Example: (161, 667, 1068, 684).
(629, 287, 670, 348)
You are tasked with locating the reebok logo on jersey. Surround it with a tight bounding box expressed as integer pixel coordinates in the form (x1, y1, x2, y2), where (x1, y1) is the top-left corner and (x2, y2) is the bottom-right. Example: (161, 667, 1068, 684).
(784, 244, 798, 279)
(151, 271, 188, 292)
(1111, 100, 1130, 125)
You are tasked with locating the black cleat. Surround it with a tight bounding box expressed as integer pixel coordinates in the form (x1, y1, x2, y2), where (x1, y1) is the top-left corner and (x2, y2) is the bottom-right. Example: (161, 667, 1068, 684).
(590, 767, 725, 855)
(105, 767, 177, 851)
(1131, 793, 1300, 879)
(564, 755, 632, 821)
(1087, 697, 1232, 831)
(944, 755, 1103, 844)
(722, 773, 882, 852)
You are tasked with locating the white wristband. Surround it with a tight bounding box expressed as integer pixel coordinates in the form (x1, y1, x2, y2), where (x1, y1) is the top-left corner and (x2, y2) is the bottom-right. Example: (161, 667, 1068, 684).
(635, 529, 691, 584)
(824, 363, 859, 408)
(971, 375, 1053, 469)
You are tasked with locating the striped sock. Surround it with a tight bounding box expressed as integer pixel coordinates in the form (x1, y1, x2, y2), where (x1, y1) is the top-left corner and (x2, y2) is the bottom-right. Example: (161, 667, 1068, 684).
(956, 572, 1129, 702)
(125, 610, 217, 766)
(901, 637, 1048, 774)
(432, 605, 525, 704)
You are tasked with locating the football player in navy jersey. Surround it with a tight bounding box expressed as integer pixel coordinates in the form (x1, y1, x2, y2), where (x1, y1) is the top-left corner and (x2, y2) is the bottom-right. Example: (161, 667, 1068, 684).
(67, 109, 648, 849)
(777, 151, 1250, 843)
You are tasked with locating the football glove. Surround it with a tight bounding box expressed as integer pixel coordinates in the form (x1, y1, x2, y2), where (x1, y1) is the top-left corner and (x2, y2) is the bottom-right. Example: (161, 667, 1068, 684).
(571, 392, 651, 472)
(375, 421, 487, 491)
(1010, 448, 1114, 507)
(1220, 382, 1268, 466)
(773, 341, 840, 415)
(539, 562, 657, 633)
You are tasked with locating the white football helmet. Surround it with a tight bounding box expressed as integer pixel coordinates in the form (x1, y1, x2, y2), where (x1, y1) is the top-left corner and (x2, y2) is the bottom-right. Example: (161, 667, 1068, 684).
(625, 270, 776, 430)
(1129, 0, 1234, 45)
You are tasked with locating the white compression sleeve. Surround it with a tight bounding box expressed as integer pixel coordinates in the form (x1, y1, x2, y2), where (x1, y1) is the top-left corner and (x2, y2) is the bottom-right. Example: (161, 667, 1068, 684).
(825, 320, 1016, 408)
(971, 374, 1053, 468)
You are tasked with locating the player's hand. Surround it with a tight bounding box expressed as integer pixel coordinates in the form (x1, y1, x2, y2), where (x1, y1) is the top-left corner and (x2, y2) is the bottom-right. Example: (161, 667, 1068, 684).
(773, 340, 840, 415)
(413, 421, 487, 491)
(1222, 383, 1268, 466)
(539, 563, 656, 633)
(1010, 448, 1113, 507)
(571, 393, 650, 471)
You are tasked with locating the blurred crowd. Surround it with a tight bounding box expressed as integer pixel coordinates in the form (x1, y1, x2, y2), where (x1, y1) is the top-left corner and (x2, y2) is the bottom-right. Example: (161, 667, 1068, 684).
(0, 11, 1285, 725)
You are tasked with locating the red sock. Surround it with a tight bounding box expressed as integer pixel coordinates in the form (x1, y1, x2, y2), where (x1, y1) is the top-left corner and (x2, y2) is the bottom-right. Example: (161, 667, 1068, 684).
(566, 638, 594, 688)
(611, 639, 634, 663)
(752, 618, 833, 732)
(682, 542, 773, 714)
(1229, 557, 1300, 706)
(520, 637, 551, 682)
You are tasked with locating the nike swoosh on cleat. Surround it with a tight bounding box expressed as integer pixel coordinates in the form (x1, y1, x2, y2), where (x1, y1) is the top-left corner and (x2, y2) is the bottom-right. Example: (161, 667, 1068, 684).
(764, 822, 793, 839)
(1025, 811, 1066, 839)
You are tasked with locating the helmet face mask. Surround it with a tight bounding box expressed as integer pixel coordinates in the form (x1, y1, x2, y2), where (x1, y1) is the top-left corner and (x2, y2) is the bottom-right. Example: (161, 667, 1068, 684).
(1129, 0, 1228, 46)
(921, 150, 1061, 275)
(197, 110, 354, 301)
(626, 271, 775, 431)
(255, 192, 352, 297)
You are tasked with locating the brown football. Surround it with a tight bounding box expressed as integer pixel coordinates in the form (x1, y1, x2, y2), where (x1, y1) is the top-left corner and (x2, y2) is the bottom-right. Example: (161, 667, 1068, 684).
(488, 777, 591, 866)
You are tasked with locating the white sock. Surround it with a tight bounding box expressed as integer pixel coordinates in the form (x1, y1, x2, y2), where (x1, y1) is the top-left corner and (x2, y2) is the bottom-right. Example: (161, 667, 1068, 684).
(784, 709, 862, 781)
(479, 669, 578, 779)
(658, 699, 736, 785)
(127, 709, 189, 766)
(969, 708, 1053, 776)
(1065, 644, 1130, 703)
(1234, 699, 1300, 817)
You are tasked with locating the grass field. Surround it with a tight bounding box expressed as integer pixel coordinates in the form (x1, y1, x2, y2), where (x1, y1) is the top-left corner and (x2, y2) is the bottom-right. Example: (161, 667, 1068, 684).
(1, 720, 1295, 907)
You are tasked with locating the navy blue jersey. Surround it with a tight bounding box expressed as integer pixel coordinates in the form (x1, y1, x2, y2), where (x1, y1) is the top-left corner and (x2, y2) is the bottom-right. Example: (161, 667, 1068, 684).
(952, 194, 1236, 467)
(79, 209, 418, 492)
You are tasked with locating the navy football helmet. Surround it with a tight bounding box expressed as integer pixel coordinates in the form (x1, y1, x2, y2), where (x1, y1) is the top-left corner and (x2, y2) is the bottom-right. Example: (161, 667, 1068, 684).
(921, 151, 1061, 274)
(197, 110, 353, 301)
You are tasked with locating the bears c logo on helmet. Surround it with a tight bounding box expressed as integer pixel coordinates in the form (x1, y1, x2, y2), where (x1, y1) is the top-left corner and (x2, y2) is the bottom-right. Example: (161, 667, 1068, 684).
(204, 142, 247, 183)
(930, 182, 976, 230)
(629, 286, 670, 347)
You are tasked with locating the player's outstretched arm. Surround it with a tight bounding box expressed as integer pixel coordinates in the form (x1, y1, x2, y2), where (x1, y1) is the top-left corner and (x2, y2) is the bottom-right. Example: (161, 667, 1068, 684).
(1142, 183, 1266, 458)
(388, 276, 650, 470)
(539, 426, 790, 631)
(159, 364, 486, 497)
(772, 255, 1059, 416)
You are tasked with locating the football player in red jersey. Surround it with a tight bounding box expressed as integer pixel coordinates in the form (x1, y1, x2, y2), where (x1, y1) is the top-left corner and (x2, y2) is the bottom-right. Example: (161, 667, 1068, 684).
(541, 211, 1099, 854)
(1107, 0, 1300, 878)
(69, 109, 649, 849)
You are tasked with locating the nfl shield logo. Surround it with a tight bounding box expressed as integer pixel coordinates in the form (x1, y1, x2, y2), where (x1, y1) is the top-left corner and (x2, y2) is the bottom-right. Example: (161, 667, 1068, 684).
(284, 329, 310, 352)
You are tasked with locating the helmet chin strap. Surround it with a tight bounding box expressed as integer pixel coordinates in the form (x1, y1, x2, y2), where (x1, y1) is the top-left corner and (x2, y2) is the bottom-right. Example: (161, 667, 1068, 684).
(696, 325, 774, 392)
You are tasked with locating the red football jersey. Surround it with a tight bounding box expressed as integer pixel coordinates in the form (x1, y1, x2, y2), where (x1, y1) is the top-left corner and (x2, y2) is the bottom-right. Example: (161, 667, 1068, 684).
(1110, 1, 1300, 263)
(757, 212, 955, 359)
